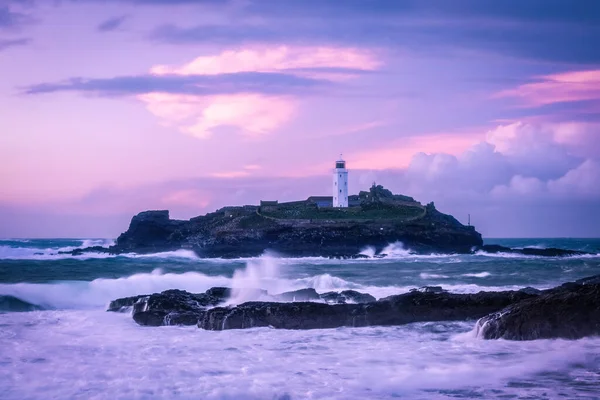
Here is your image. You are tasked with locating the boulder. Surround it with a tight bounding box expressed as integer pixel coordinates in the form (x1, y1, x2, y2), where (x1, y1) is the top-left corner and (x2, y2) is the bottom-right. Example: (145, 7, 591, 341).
(272, 288, 321, 302)
(476, 281, 600, 340)
(109, 288, 231, 326)
(410, 286, 447, 294)
(320, 290, 376, 304)
(107, 295, 146, 312)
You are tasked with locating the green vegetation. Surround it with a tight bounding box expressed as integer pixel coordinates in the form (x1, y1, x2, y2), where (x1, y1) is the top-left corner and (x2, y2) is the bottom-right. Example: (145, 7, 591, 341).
(260, 203, 424, 221)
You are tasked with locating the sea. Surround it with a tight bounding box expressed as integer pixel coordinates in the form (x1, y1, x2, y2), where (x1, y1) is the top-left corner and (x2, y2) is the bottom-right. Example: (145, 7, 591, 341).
(1, 238, 599, 400)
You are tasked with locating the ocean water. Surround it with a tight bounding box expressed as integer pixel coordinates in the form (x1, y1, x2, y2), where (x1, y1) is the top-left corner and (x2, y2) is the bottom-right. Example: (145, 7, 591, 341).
(1, 238, 599, 399)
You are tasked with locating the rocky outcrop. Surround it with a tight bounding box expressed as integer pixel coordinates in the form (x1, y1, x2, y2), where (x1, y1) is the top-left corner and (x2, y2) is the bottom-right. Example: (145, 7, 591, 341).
(126, 288, 234, 326)
(477, 244, 589, 257)
(476, 276, 600, 340)
(198, 290, 534, 330)
(109, 287, 376, 326)
(320, 290, 377, 304)
(113, 210, 187, 254)
(108, 276, 600, 339)
(109, 286, 533, 329)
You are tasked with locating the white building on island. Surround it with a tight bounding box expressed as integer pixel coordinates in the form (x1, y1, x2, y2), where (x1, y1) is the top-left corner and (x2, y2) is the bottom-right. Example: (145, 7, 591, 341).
(333, 155, 348, 207)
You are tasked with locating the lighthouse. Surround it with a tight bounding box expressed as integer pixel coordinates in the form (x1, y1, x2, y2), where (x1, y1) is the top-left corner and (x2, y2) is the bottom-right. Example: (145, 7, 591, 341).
(333, 155, 348, 207)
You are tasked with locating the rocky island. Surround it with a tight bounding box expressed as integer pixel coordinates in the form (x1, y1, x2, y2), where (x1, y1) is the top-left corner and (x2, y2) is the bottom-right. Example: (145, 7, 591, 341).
(86, 185, 484, 258)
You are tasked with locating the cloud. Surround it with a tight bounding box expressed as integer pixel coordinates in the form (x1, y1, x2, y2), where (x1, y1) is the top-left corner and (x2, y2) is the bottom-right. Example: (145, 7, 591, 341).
(23, 45, 378, 139)
(347, 121, 599, 207)
(24, 71, 328, 96)
(0, 37, 29, 51)
(150, 46, 380, 80)
(139, 45, 379, 139)
(97, 15, 128, 32)
(495, 69, 600, 107)
(0, 5, 28, 30)
(350, 131, 484, 170)
(146, 1, 600, 64)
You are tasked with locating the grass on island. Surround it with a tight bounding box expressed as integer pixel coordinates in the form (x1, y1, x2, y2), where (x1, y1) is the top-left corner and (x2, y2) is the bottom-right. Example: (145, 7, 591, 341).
(260, 204, 425, 221)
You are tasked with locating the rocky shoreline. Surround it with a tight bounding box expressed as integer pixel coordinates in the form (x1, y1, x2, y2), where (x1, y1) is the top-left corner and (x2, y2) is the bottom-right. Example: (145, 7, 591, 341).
(108, 274, 600, 341)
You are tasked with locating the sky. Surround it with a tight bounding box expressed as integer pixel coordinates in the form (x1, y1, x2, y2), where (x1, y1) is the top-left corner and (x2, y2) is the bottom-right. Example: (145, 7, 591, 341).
(1, 0, 599, 238)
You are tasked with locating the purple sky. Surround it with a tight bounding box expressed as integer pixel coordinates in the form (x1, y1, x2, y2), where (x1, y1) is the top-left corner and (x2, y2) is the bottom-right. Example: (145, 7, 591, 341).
(1, 0, 600, 238)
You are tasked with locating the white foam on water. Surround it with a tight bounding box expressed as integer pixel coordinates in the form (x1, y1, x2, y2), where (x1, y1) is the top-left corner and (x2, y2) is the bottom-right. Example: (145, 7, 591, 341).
(79, 238, 116, 248)
(225, 254, 285, 305)
(0, 245, 201, 261)
(0, 311, 598, 400)
(381, 241, 414, 257)
(474, 250, 600, 260)
(420, 273, 450, 279)
(462, 272, 492, 278)
(358, 246, 376, 258)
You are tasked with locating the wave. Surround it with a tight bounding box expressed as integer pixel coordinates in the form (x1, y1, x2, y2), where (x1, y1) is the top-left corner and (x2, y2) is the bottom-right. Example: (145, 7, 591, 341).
(0, 260, 549, 312)
(0, 246, 200, 261)
(420, 273, 450, 279)
(79, 238, 116, 248)
(474, 250, 600, 260)
(462, 272, 491, 278)
(0, 295, 43, 312)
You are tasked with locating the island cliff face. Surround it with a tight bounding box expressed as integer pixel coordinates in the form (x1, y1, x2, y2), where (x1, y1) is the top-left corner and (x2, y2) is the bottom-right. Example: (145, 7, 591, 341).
(111, 185, 482, 258)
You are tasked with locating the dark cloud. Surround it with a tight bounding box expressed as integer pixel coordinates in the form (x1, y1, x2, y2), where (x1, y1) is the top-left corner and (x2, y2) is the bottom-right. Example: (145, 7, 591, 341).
(146, 1, 600, 64)
(23, 71, 334, 97)
(0, 5, 28, 30)
(0, 36, 29, 50)
(97, 15, 128, 32)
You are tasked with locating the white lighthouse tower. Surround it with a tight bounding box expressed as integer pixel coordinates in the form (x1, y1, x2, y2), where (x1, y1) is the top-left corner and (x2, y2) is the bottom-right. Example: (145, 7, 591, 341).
(333, 155, 348, 207)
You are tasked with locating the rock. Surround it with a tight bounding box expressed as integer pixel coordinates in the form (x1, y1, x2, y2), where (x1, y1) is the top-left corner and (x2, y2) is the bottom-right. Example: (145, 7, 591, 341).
(319, 290, 376, 304)
(476, 280, 600, 340)
(519, 287, 542, 295)
(520, 247, 587, 257)
(197, 290, 535, 331)
(273, 288, 321, 302)
(477, 244, 588, 257)
(410, 286, 447, 294)
(205, 287, 232, 298)
(107, 295, 146, 312)
(112, 210, 187, 254)
(109, 288, 231, 326)
(58, 246, 112, 256)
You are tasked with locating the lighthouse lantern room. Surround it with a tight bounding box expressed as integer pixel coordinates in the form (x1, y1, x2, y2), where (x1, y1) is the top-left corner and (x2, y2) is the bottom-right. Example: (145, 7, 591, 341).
(333, 155, 348, 207)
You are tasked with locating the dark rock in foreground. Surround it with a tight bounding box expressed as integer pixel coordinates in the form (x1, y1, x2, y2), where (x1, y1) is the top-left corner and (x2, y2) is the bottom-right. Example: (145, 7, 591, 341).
(109, 287, 376, 326)
(130, 288, 232, 326)
(198, 290, 534, 330)
(272, 288, 321, 302)
(476, 278, 600, 340)
(108, 275, 600, 340)
(320, 290, 377, 304)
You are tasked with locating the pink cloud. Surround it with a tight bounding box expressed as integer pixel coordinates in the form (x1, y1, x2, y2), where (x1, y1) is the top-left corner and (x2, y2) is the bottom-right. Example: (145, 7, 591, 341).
(140, 46, 381, 139)
(161, 189, 211, 208)
(150, 46, 380, 79)
(348, 131, 484, 170)
(495, 69, 600, 106)
(210, 165, 262, 178)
